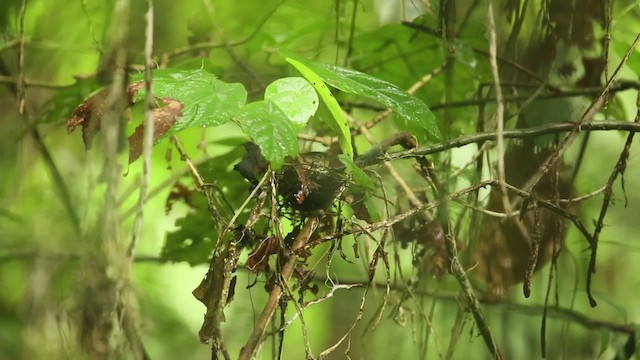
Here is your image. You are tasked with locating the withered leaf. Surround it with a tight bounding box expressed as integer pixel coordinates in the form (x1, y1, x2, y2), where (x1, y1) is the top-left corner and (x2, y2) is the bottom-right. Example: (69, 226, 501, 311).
(245, 236, 280, 273)
(128, 97, 184, 163)
(67, 81, 144, 149)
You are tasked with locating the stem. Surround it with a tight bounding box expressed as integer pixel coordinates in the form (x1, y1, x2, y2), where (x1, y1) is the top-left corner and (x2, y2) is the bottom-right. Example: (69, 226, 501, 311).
(238, 216, 320, 360)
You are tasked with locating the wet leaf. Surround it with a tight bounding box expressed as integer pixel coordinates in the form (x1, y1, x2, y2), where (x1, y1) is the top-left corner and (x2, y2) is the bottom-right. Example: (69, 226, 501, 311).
(283, 54, 354, 159)
(264, 77, 318, 128)
(281, 51, 441, 141)
(130, 69, 247, 134)
(235, 101, 299, 170)
(68, 69, 246, 155)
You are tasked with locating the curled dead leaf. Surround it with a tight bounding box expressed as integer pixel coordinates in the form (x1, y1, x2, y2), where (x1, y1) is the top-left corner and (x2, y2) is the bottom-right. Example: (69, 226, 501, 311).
(67, 81, 145, 149)
(128, 97, 183, 163)
(245, 236, 280, 273)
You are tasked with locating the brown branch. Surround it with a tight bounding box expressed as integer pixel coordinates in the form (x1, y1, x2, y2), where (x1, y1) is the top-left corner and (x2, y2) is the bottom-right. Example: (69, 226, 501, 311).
(302, 274, 635, 337)
(238, 216, 320, 360)
(419, 152, 503, 359)
(587, 89, 640, 307)
(377, 120, 640, 166)
(129, 0, 155, 260)
(518, 33, 640, 308)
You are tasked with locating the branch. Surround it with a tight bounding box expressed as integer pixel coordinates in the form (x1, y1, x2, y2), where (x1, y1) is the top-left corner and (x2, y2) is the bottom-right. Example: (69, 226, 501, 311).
(368, 120, 640, 165)
(238, 216, 320, 360)
(302, 272, 635, 337)
(163, 0, 284, 60)
(588, 91, 640, 306)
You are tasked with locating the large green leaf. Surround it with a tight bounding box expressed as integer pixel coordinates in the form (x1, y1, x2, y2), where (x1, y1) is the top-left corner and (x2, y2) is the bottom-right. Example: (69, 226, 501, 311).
(234, 101, 299, 170)
(162, 194, 217, 266)
(131, 69, 247, 136)
(282, 51, 441, 141)
(265, 77, 318, 128)
(284, 55, 354, 159)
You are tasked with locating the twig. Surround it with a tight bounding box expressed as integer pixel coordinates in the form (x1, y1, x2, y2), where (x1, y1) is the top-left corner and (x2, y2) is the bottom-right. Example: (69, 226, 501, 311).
(401, 21, 550, 86)
(171, 135, 206, 188)
(163, 0, 284, 60)
(273, 284, 364, 333)
(425, 150, 503, 359)
(379, 120, 640, 165)
(305, 272, 636, 337)
(518, 32, 640, 307)
(587, 89, 640, 307)
(238, 216, 320, 360)
(9, 0, 80, 236)
(520, 32, 640, 196)
(129, 0, 155, 260)
(0, 74, 80, 89)
(486, 1, 510, 220)
(343, 80, 640, 113)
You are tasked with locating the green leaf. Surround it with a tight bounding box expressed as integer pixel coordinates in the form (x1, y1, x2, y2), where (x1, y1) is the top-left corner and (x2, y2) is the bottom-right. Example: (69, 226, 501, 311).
(131, 69, 247, 136)
(363, 196, 381, 223)
(598, 330, 610, 357)
(634, 324, 640, 358)
(40, 77, 101, 125)
(162, 195, 217, 266)
(338, 154, 380, 222)
(338, 154, 376, 191)
(235, 101, 299, 170)
(265, 77, 319, 128)
(283, 55, 354, 159)
(281, 51, 441, 141)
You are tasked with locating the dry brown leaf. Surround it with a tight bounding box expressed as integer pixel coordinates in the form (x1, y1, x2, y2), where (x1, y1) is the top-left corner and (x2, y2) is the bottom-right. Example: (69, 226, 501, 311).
(245, 236, 280, 273)
(128, 97, 183, 163)
(67, 81, 145, 149)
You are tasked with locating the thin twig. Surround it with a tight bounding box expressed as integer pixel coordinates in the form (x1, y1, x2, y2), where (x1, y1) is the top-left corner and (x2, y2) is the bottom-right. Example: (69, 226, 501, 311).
(164, 0, 284, 60)
(301, 272, 636, 337)
(521, 32, 640, 196)
(239, 216, 320, 360)
(379, 120, 640, 165)
(363, 63, 446, 130)
(486, 1, 511, 219)
(518, 32, 640, 307)
(344, 80, 640, 113)
(587, 89, 640, 307)
(129, 0, 154, 260)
